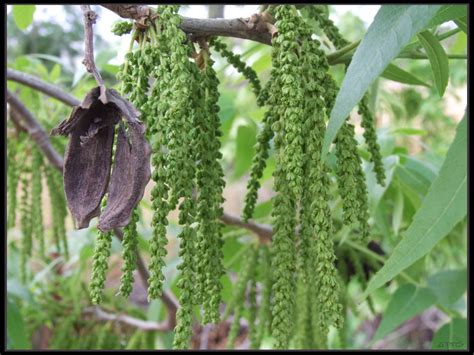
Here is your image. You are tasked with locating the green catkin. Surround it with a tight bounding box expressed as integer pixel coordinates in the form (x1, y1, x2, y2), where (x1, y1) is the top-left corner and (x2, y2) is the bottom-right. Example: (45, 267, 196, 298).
(7, 136, 21, 230)
(255, 245, 272, 347)
(30, 147, 45, 258)
(210, 37, 261, 97)
(44, 165, 61, 253)
(334, 122, 370, 241)
(269, 7, 311, 348)
(248, 277, 258, 349)
(144, 10, 174, 300)
(346, 248, 376, 315)
(241, 76, 277, 221)
(358, 97, 386, 186)
(119, 208, 139, 298)
(226, 245, 259, 348)
(53, 168, 69, 259)
(195, 50, 226, 323)
(312, 7, 385, 186)
(227, 302, 243, 349)
(293, 271, 310, 349)
(172, 217, 196, 349)
(90, 200, 113, 305)
(150, 7, 201, 349)
(336, 275, 348, 349)
(242, 111, 275, 221)
(312, 172, 343, 346)
(224, 245, 259, 320)
(19, 164, 32, 282)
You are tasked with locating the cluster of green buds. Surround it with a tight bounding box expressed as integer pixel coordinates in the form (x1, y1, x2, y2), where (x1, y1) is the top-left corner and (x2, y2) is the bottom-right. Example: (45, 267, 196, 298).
(111, 20, 133, 36)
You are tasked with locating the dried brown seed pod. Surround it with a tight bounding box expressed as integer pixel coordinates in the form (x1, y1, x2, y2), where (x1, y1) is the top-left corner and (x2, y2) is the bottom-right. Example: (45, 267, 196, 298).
(52, 86, 151, 231)
(98, 121, 151, 231)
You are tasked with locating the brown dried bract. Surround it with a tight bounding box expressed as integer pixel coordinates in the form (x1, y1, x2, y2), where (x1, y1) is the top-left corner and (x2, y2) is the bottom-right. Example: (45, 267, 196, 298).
(52, 86, 151, 231)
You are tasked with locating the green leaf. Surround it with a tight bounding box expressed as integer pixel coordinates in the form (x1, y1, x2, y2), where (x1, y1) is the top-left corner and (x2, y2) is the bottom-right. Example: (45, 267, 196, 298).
(432, 318, 467, 350)
(50, 63, 61, 82)
(427, 269, 467, 308)
(253, 200, 273, 219)
(417, 31, 449, 97)
(363, 114, 467, 298)
(454, 16, 467, 34)
(372, 284, 437, 342)
(234, 122, 257, 178)
(391, 127, 427, 136)
(392, 188, 404, 236)
(322, 5, 442, 160)
(426, 5, 467, 28)
(381, 63, 430, 87)
(364, 155, 399, 213)
(12, 5, 36, 30)
(7, 297, 31, 349)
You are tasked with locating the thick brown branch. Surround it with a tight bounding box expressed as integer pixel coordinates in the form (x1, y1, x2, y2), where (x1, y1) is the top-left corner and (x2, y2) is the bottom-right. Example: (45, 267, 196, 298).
(7, 68, 80, 107)
(6, 90, 64, 171)
(101, 4, 273, 45)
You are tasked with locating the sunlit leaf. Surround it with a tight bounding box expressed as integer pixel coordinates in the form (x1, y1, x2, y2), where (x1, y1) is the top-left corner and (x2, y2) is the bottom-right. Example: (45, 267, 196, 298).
(322, 5, 441, 160)
(417, 31, 449, 97)
(363, 114, 467, 298)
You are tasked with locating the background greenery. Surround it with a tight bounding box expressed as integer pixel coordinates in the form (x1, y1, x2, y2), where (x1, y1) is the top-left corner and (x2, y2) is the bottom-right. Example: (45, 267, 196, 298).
(6, 4, 467, 350)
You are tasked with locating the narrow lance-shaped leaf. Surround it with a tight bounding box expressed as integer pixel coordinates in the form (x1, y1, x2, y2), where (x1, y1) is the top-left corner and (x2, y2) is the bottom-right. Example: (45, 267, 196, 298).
(417, 31, 449, 97)
(372, 284, 437, 343)
(432, 318, 467, 350)
(454, 16, 467, 33)
(381, 63, 430, 87)
(321, 5, 442, 160)
(426, 5, 467, 28)
(362, 113, 467, 299)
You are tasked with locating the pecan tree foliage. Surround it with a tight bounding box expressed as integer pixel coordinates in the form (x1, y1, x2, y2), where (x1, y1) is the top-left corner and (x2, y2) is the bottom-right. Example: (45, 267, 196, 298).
(7, 4, 391, 351)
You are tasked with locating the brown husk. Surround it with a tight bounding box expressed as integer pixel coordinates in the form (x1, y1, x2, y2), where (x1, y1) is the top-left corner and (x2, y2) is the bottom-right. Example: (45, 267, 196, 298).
(52, 86, 151, 230)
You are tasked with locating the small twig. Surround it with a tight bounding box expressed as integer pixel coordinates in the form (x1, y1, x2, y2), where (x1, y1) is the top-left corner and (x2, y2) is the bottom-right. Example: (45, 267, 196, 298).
(113, 227, 178, 329)
(6, 89, 64, 171)
(84, 306, 171, 331)
(80, 5, 106, 101)
(220, 213, 273, 244)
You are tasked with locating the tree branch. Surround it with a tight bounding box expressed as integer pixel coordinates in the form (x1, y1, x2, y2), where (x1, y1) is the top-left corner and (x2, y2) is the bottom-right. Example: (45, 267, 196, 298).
(7, 68, 80, 107)
(101, 4, 273, 45)
(84, 306, 171, 331)
(6, 90, 64, 171)
(220, 212, 272, 243)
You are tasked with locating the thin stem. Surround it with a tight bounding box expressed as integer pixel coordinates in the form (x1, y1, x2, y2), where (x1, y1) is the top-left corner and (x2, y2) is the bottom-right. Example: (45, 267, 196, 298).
(345, 239, 421, 287)
(437, 27, 462, 42)
(397, 53, 467, 60)
(80, 5, 105, 98)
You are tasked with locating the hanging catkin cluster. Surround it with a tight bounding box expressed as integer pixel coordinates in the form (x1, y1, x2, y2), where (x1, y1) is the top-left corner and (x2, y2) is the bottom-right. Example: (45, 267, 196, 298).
(7, 120, 69, 281)
(116, 5, 226, 349)
(224, 244, 273, 349)
(310, 5, 386, 186)
(236, 5, 387, 348)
